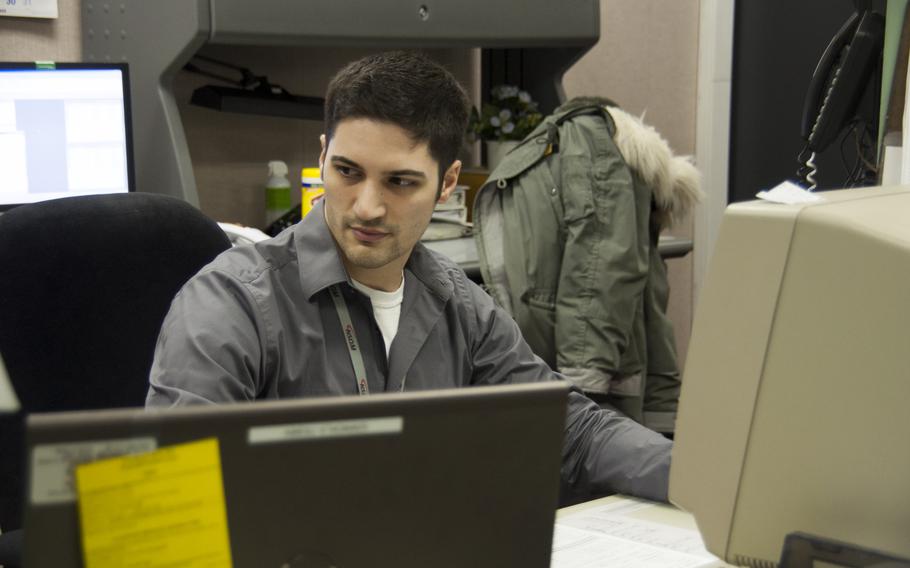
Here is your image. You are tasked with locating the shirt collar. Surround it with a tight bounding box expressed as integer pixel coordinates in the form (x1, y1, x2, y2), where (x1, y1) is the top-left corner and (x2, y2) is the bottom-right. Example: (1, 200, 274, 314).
(294, 200, 349, 300)
(294, 199, 453, 302)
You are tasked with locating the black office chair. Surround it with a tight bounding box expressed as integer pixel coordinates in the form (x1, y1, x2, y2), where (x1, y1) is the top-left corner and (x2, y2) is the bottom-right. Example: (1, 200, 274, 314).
(0, 193, 231, 566)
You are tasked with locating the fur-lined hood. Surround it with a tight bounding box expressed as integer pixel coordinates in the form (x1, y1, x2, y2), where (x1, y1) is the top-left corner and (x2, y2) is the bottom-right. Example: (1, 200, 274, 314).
(606, 105, 704, 228)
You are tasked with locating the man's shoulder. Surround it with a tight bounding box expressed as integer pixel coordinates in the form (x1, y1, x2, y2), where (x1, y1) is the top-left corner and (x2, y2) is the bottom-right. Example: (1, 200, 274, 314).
(412, 243, 470, 288)
(201, 225, 298, 285)
(417, 243, 462, 277)
(412, 243, 495, 314)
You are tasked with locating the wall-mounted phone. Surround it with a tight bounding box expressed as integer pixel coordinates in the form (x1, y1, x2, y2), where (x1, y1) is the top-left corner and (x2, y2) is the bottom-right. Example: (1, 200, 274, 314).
(797, 4, 884, 189)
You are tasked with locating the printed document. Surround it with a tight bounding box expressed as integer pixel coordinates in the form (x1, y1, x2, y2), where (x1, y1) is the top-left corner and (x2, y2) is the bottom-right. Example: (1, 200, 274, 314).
(552, 497, 730, 568)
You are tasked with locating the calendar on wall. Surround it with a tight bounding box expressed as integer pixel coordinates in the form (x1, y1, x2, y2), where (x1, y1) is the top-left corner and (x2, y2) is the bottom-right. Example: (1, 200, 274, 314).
(0, 0, 58, 19)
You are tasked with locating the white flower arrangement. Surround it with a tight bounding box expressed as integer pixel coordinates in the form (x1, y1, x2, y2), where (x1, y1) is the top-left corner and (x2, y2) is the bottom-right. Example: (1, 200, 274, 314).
(469, 85, 543, 142)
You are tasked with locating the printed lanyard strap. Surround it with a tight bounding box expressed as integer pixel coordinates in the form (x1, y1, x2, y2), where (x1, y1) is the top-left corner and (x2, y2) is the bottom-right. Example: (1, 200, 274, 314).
(329, 284, 370, 395)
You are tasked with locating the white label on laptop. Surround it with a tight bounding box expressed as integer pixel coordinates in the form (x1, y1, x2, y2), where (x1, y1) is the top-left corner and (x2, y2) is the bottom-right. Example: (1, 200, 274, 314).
(30, 437, 158, 505)
(248, 416, 403, 445)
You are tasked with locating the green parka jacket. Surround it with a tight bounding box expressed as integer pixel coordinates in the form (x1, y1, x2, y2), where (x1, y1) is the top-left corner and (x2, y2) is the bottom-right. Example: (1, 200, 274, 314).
(473, 98, 703, 433)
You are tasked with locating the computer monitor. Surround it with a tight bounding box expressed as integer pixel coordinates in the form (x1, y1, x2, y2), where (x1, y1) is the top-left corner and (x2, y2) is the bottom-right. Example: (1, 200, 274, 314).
(23, 382, 568, 567)
(670, 186, 910, 566)
(0, 62, 134, 211)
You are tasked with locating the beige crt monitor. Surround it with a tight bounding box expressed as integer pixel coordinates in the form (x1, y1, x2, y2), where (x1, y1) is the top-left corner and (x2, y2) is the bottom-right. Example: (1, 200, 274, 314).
(670, 186, 910, 567)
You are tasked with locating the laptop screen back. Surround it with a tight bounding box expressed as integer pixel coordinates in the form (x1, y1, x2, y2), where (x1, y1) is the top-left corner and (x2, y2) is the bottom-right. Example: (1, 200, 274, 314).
(24, 382, 568, 567)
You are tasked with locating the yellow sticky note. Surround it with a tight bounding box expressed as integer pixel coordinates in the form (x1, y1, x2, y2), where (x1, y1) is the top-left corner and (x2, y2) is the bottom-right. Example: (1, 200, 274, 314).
(75, 438, 233, 568)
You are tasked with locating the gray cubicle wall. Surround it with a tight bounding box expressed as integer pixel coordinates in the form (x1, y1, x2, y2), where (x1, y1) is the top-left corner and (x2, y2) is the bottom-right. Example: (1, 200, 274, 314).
(82, 0, 599, 205)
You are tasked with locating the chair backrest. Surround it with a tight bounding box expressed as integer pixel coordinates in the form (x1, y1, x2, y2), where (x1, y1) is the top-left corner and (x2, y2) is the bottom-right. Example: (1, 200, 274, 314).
(0, 192, 231, 531)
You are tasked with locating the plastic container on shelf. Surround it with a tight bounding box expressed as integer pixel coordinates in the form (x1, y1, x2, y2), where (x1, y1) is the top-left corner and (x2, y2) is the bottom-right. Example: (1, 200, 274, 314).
(301, 167, 324, 218)
(265, 160, 291, 226)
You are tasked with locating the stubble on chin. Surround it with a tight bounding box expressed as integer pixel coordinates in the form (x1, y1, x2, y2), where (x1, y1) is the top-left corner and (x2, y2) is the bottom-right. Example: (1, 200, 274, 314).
(339, 225, 403, 270)
(344, 238, 403, 269)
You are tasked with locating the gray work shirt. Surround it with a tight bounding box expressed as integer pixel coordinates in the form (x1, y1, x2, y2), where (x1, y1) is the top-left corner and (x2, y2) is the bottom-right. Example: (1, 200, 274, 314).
(147, 201, 672, 501)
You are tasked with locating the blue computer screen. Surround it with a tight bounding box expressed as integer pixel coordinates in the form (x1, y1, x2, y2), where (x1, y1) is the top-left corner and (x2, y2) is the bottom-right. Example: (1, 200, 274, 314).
(0, 64, 133, 209)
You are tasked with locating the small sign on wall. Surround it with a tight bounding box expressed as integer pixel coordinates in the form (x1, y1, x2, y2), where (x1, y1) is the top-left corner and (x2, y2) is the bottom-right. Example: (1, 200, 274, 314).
(0, 0, 58, 19)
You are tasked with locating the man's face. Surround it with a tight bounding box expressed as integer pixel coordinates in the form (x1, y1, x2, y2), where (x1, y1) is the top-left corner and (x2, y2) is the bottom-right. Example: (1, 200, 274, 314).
(319, 118, 460, 290)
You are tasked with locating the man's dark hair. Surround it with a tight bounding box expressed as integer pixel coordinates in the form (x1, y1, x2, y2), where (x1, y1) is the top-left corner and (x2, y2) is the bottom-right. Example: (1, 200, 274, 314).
(324, 51, 470, 182)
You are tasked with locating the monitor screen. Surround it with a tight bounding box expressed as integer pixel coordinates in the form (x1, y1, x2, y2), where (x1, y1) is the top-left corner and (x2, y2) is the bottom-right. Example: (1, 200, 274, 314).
(669, 186, 910, 566)
(0, 63, 134, 210)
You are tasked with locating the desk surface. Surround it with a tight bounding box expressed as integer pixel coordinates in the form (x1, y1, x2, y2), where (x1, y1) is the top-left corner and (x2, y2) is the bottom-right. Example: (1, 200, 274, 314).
(424, 234, 694, 280)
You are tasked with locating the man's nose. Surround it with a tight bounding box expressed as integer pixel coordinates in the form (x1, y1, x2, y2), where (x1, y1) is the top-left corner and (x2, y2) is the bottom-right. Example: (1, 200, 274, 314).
(352, 179, 386, 221)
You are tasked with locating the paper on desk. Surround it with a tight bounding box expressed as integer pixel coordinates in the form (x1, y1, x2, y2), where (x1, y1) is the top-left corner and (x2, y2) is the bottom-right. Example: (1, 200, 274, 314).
(75, 438, 233, 568)
(756, 180, 824, 204)
(552, 499, 725, 568)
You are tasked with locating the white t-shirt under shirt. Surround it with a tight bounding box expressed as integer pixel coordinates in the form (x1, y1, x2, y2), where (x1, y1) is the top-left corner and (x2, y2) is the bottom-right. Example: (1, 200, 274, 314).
(350, 276, 404, 356)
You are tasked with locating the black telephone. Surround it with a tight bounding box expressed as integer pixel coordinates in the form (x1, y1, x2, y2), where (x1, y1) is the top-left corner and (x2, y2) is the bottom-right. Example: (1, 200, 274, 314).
(800, 7, 884, 154)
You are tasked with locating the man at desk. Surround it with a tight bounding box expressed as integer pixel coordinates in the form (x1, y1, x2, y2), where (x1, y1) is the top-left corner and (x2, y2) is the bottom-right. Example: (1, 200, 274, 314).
(146, 51, 672, 502)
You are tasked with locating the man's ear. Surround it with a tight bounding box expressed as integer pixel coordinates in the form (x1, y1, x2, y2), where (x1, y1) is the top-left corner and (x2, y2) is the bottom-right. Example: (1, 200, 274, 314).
(437, 159, 462, 204)
(318, 134, 327, 172)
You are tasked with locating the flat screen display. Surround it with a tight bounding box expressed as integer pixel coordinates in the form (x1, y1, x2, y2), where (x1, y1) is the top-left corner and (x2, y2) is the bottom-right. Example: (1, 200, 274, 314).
(0, 63, 134, 210)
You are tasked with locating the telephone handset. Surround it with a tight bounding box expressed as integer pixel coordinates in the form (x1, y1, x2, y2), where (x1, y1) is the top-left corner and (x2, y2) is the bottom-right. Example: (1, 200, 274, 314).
(800, 9, 884, 153)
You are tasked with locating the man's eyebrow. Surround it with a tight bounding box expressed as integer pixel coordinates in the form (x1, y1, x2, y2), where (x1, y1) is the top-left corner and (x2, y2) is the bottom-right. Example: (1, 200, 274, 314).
(330, 155, 361, 169)
(386, 169, 426, 179)
(330, 156, 427, 179)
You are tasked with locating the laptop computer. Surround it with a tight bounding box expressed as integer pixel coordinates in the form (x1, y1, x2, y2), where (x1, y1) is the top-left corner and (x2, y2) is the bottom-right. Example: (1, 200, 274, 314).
(23, 381, 568, 567)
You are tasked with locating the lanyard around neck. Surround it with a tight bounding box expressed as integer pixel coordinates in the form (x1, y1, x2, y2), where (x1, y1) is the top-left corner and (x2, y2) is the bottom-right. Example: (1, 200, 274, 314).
(329, 284, 370, 395)
(329, 283, 408, 395)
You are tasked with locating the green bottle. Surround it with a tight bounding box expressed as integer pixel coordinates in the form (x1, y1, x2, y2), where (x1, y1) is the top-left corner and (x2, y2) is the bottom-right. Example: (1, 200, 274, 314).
(266, 160, 291, 227)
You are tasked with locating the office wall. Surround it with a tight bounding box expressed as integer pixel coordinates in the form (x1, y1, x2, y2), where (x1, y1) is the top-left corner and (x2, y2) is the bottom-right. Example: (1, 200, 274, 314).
(564, 0, 700, 367)
(0, 0, 81, 60)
